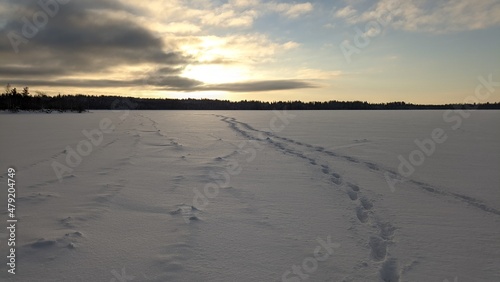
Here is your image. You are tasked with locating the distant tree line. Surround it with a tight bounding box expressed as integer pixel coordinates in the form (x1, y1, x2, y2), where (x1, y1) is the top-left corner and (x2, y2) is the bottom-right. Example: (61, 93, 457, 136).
(0, 84, 88, 113)
(1, 85, 499, 112)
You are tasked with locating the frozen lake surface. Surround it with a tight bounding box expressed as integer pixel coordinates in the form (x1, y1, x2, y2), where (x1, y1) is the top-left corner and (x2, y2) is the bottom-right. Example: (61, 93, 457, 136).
(0, 110, 499, 281)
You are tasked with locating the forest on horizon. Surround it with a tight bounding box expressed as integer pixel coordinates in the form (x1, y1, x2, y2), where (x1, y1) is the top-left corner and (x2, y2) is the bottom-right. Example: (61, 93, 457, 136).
(1, 85, 499, 112)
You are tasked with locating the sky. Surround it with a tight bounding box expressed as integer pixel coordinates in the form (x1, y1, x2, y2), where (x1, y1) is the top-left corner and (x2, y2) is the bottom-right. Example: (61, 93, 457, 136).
(0, 0, 499, 103)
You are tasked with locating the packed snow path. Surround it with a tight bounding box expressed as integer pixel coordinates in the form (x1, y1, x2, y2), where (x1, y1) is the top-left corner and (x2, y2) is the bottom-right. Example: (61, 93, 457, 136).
(0, 111, 499, 281)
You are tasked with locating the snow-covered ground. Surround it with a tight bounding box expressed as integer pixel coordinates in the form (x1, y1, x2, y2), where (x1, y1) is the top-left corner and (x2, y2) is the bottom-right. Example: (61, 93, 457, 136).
(0, 110, 499, 281)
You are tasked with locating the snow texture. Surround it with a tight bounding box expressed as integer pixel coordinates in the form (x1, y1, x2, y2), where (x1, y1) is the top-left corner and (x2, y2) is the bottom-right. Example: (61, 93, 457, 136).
(0, 110, 499, 281)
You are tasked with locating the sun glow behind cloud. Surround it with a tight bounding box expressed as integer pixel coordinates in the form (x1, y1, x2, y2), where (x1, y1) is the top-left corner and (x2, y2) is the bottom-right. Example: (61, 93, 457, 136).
(177, 36, 250, 85)
(174, 34, 300, 92)
(183, 65, 251, 84)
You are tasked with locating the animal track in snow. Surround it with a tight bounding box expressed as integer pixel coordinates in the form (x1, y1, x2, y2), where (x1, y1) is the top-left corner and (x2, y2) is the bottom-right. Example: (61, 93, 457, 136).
(219, 115, 402, 280)
(356, 206, 369, 223)
(359, 197, 373, 210)
(347, 190, 358, 201)
(369, 236, 387, 261)
(380, 258, 401, 282)
(347, 182, 360, 192)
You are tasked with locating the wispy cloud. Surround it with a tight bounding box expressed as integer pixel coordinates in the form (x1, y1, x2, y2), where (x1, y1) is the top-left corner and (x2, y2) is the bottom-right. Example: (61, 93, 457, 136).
(336, 0, 500, 33)
(267, 2, 314, 19)
(194, 79, 318, 92)
(335, 6, 358, 20)
(133, 0, 314, 30)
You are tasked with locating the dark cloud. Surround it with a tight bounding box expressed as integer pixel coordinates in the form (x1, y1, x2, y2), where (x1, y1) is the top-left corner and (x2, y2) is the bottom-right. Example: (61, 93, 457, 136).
(2, 77, 316, 93)
(0, 0, 318, 94)
(0, 0, 187, 75)
(2, 78, 138, 88)
(147, 76, 203, 89)
(2, 76, 202, 89)
(0, 66, 65, 76)
(196, 80, 318, 92)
